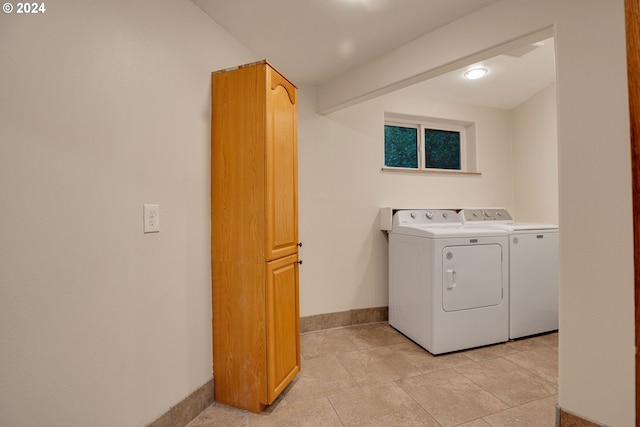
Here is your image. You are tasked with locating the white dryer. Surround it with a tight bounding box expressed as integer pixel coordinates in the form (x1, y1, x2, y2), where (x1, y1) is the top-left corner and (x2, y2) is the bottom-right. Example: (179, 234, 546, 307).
(389, 209, 509, 355)
(460, 209, 559, 339)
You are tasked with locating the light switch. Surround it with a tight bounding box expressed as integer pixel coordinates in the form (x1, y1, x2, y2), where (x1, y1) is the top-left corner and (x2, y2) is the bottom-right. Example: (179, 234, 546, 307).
(143, 204, 160, 233)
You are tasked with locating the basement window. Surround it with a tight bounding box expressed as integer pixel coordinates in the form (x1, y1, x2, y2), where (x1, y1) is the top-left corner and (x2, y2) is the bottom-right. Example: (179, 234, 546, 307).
(383, 113, 478, 174)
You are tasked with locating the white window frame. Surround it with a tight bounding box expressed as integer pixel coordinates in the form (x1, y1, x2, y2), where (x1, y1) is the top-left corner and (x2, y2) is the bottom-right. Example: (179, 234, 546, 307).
(383, 113, 478, 174)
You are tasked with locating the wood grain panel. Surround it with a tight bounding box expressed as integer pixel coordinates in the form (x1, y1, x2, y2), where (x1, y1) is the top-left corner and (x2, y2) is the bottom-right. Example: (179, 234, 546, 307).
(265, 254, 300, 403)
(211, 261, 267, 412)
(265, 65, 299, 261)
(211, 65, 266, 263)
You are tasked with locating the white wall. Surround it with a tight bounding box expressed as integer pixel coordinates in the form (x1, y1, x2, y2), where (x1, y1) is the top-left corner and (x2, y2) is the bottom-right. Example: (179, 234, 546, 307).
(298, 87, 515, 316)
(511, 84, 559, 224)
(555, 2, 635, 425)
(0, 1, 256, 426)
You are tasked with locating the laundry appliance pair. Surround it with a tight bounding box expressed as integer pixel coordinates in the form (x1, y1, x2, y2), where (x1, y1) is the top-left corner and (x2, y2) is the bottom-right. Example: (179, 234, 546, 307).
(388, 208, 558, 355)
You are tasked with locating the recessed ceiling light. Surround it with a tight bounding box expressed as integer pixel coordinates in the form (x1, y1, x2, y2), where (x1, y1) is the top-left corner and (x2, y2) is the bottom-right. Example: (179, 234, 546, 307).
(464, 67, 488, 80)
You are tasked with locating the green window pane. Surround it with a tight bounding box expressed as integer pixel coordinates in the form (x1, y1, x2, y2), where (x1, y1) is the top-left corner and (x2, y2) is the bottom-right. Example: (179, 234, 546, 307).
(384, 125, 418, 168)
(424, 129, 461, 170)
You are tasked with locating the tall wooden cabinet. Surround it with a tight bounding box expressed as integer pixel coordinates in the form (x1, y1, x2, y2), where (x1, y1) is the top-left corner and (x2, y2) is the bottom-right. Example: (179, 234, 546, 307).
(210, 60, 300, 413)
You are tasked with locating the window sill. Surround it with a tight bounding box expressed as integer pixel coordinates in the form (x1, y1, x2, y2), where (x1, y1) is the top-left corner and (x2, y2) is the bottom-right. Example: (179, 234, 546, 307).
(381, 167, 482, 176)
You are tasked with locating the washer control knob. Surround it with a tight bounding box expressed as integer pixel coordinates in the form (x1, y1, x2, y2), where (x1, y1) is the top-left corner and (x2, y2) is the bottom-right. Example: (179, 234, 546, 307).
(410, 212, 416, 219)
(442, 212, 448, 218)
(483, 210, 490, 217)
(426, 211, 434, 219)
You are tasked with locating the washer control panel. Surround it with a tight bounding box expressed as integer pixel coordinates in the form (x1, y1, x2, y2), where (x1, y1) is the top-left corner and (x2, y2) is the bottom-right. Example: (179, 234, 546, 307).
(461, 208, 513, 222)
(393, 209, 461, 226)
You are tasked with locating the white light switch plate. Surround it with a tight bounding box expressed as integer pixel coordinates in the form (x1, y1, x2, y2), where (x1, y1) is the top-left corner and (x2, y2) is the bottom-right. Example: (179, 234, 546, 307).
(143, 204, 160, 233)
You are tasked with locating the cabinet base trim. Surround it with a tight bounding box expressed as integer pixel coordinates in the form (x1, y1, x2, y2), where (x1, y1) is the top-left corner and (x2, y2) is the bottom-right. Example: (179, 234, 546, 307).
(300, 306, 388, 333)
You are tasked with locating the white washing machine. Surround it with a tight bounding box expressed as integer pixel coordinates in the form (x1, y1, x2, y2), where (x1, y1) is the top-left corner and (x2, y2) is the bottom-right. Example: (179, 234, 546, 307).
(460, 208, 559, 339)
(389, 209, 509, 355)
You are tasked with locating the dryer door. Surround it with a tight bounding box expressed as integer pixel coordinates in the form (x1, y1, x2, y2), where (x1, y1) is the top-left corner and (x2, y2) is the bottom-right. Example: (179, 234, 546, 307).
(442, 244, 503, 312)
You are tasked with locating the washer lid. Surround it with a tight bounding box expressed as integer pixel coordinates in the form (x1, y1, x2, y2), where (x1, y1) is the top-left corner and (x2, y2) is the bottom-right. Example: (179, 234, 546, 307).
(480, 222, 558, 232)
(391, 224, 508, 238)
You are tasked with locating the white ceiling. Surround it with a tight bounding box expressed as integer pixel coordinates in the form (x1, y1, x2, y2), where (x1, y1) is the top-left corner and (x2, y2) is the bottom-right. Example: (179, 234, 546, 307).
(192, 0, 556, 110)
(403, 38, 556, 110)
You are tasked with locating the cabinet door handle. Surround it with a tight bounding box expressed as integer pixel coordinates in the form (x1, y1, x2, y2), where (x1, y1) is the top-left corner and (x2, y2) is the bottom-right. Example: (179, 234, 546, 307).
(298, 260, 303, 265)
(298, 242, 303, 247)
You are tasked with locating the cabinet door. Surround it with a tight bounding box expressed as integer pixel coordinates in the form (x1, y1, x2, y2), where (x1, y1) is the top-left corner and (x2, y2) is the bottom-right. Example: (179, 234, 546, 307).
(265, 66, 298, 261)
(265, 254, 300, 403)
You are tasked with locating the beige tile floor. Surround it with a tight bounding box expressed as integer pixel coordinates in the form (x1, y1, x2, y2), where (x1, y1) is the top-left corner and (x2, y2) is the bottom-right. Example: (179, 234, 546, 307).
(188, 322, 558, 427)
